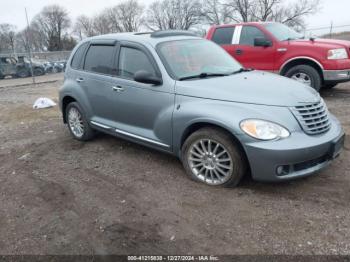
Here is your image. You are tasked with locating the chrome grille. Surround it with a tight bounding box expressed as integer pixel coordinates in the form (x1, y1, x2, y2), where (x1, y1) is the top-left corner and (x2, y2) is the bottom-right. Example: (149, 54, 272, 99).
(291, 99, 331, 135)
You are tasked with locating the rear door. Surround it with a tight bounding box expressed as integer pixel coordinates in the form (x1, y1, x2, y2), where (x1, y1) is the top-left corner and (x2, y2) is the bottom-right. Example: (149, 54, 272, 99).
(233, 25, 275, 71)
(210, 26, 236, 59)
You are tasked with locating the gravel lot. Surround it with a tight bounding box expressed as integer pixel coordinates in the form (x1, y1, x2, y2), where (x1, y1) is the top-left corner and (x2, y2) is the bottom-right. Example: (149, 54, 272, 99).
(0, 75, 349, 255)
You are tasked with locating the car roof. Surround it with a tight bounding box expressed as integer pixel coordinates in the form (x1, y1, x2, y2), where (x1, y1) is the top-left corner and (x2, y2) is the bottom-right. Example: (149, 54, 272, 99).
(82, 31, 202, 47)
(213, 21, 277, 28)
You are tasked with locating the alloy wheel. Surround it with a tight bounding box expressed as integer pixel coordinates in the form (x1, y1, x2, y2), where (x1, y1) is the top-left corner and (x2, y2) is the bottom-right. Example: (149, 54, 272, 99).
(188, 139, 233, 185)
(68, 107, 84, 138)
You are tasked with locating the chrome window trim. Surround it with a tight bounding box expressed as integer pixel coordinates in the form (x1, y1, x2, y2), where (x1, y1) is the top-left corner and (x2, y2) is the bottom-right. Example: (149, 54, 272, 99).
(90, 121, 170, 148)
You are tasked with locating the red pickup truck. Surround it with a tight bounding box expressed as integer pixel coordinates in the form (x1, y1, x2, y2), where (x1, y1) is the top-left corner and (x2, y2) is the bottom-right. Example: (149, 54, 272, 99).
(206, 22, 350, 91)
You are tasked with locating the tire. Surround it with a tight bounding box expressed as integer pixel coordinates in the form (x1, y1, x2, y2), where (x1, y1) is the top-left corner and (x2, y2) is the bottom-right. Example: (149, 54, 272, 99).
(181, 127, 247, 187)
(0, 75, 4, 80)
(17, 69, 29, 78)
(33, 68, 44, 76)
(285, 65, 322, 91)
(323, 83, 337, 89)
(66, 102, 95, 141)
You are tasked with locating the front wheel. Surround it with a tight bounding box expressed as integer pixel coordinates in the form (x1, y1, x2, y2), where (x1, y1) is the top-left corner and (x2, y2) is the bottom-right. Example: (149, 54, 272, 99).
(285, 65, 322, 91)
(181, 127, 247, 187)
(66, 102, 95, 141)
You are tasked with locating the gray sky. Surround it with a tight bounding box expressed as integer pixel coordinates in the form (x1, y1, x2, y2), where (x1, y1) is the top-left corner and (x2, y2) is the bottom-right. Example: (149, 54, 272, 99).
(0, 0, 348, 32)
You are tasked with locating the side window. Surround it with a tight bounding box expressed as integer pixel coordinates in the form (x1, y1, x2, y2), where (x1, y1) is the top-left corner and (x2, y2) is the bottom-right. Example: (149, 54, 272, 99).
(212, 27, 235, 45)
(239, 26, 266, 46)
(84, 45, 115, 75)
(118, 47, 156, 79)
(71, 42, 88, 70)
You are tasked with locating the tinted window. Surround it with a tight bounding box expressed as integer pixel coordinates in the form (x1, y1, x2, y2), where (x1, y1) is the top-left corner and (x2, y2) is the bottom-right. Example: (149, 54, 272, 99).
(239, 26, 266, 46)
(84, 45, 115, 75)
(71, 42, 88, 69)
(118, 47, 156, 79)
(212, 27, 235, 45)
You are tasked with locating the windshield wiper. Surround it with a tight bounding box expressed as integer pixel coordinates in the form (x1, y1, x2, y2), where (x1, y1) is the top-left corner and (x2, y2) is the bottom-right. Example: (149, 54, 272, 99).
(178, 72, 228, 81)
(230, 68, 254, 75)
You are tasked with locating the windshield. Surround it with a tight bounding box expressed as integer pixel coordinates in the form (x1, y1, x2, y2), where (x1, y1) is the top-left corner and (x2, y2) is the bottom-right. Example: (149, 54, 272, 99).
(263, 23, 303, 41)
(157, 39, 242, 80)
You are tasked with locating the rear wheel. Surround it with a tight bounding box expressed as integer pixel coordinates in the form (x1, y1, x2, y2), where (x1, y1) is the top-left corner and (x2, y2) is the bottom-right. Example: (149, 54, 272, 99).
(66, 102, 95, 141)
(285, 65, 322, 91)
(181, 127, 247, 187)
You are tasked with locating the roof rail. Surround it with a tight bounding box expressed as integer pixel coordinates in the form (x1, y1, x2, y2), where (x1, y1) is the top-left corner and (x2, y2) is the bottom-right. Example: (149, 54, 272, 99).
(150, 30, 196, 38)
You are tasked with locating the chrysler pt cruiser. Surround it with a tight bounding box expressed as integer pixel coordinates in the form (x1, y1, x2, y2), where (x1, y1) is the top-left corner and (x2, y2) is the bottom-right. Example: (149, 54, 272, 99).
(59, 31, 345, 187)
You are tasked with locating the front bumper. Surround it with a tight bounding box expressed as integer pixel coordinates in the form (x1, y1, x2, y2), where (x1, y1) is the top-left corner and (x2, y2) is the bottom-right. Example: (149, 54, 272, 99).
(323, 69, 350, 82)
(241, 116, 345, 182)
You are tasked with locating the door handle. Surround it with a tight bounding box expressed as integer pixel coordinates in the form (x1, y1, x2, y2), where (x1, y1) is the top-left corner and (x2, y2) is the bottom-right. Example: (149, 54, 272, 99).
(235, 49, 243, 55)
(76, 78, 84, 83)
(112, 86, 125, 92)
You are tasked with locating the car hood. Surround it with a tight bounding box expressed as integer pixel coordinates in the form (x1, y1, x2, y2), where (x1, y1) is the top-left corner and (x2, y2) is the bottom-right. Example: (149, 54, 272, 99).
(175, 71, 320, 107)
(287, 38, 350, 50)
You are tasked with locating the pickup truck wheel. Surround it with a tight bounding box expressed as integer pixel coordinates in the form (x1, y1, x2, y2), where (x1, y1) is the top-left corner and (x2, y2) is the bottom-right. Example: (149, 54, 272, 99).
(34, 68, 45, 76)
(285, 65, 322, 91)
(66, 102, 95, 141)
(181, 127, 247, 187)
(17, 69, 29, 78)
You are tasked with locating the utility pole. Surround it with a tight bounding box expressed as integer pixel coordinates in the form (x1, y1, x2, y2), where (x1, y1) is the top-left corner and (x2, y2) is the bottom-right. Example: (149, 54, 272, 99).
(25, 7, 35, 85)
(329, 21, 333, 39)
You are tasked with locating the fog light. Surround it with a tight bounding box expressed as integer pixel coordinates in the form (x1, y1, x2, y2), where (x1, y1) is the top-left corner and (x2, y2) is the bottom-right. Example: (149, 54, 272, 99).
(276, 166, 284, 175)
(276, 165, 290, 176)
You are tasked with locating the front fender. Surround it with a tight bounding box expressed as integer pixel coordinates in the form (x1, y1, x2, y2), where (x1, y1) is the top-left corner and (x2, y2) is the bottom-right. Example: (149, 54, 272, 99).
(172, 95, 300, 156)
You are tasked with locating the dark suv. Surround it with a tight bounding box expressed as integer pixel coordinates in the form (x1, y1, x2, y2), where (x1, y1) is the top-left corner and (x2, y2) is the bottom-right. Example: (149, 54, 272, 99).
(59, 31, 344, 187)
(0, 55, 45, 79)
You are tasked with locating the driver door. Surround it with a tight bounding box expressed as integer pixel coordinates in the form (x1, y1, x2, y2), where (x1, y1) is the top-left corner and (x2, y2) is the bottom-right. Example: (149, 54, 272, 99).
(233, 25, 275, 71)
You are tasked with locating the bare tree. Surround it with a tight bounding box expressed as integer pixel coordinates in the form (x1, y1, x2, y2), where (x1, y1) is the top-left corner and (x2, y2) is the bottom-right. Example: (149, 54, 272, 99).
(146, 0, 202, 31)
(224, 0, 320, 29)
(0, 23, 17, 53)
(31, 5, 71, 51)
(115, 0, 144, 32)
(201, 0, 232, 25)
(74, 15, 96, 40)
(92, 11, 114, 35)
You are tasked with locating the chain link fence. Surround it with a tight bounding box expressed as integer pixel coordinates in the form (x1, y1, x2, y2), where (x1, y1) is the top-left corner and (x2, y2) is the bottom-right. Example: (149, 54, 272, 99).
(304, 24, 350, 40)
(0, 51, 71, 62)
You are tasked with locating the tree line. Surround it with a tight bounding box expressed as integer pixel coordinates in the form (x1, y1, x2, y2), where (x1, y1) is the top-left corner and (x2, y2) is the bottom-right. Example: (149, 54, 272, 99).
(0, 0, 320, 53)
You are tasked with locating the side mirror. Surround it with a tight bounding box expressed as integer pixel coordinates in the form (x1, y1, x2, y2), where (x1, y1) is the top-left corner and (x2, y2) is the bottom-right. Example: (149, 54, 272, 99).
(254, 37, 272, 47)
(134, 70, 162, 85)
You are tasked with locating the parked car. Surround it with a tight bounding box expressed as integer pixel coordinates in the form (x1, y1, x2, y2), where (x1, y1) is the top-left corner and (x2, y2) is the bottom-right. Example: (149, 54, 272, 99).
(206, 22, 350, 91)
(59, 31, 344, 187)
(0, 55, 45, 79)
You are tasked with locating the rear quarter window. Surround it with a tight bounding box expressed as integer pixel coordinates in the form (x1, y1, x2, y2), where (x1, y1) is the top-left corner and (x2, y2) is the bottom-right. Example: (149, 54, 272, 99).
(212, 27, 235, 45)
(71, 42, 88, 70)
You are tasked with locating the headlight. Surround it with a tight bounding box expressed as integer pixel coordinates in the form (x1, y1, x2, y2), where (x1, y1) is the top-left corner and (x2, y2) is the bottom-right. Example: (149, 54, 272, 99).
(240, 119, 290, 140)
(327, 48, 348, 60)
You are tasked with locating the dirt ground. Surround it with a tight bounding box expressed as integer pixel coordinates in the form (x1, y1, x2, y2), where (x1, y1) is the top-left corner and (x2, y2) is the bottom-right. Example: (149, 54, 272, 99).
(0, 75, 349, 255)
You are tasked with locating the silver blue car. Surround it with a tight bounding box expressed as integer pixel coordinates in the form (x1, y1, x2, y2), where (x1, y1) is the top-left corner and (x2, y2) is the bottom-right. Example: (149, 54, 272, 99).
(59, 31, 345, 187)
